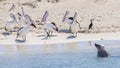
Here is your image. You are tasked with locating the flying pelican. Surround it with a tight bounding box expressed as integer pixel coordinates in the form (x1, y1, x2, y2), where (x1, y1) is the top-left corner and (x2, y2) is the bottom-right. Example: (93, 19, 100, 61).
(41, 11, 59, 38)
(62, 11, 80, 32)
(16, 15, 36, 42)
(5, 13, 18, 34)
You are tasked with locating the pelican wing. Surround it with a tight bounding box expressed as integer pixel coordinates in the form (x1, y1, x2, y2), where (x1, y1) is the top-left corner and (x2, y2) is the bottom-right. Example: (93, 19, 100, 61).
(50, 22, 58, 31)
(17, 27, 24, 37)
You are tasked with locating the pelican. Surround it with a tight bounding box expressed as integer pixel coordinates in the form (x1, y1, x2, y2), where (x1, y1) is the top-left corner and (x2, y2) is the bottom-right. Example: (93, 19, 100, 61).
(5, 13, 18, 34)
(70, 12, 80, 37)
(41, 11, 59, 38)
(62, 11, 80, 32)
(16, 15, 36, 42)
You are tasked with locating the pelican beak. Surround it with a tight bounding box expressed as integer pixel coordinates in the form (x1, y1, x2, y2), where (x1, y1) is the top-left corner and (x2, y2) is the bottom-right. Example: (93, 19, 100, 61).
(62, 11, 69, 22)
(10, 13, 19, 25)
(41, 11, 49, 22)
(31, 23, 37, 28)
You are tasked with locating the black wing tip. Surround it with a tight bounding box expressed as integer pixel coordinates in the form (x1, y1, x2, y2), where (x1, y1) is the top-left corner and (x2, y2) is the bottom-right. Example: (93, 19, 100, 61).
(68, 17, 73, 20)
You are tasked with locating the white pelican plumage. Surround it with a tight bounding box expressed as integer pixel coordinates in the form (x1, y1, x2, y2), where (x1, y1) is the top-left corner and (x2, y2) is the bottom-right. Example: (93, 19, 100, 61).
(16, 15, 36, 42)
(41, 11, 59, 38)
(5, 13, 18, 34)
(62, 11, 80, 32)
(70, 12, 80, 37)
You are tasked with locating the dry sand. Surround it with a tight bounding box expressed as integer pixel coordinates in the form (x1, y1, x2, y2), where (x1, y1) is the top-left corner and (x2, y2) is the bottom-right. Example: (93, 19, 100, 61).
(0, 0, 120, 45)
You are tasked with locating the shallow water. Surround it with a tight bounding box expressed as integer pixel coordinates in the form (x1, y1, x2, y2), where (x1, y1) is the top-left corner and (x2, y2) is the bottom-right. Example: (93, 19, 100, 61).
(0, 40, 120, 68)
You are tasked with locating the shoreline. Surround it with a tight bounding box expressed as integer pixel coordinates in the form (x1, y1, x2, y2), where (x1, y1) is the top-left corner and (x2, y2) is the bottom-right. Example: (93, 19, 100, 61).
(0, 32, 120, 45)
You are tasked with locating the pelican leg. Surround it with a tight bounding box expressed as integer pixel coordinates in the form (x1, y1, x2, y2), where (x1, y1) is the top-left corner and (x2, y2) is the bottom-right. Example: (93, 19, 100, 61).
(22, 36, 26, 42)
(9, 30, 12, 35)
(45, 32, 50, 39)
(51, 31, 53, 36)
(69, 26, 71, 32)
(48, 31, 51, 35)
(49, 31, 53, 36)
(72, 33, 74, 37)
(47, 31, 50, 37)
(47, 33, 50, 39)
(16, 35, 18, 38)
(76, 33, 77, 37)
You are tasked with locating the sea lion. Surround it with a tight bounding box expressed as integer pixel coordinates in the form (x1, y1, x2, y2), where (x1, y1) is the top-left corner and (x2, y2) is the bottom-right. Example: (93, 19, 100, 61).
(95, 43, 110, 58)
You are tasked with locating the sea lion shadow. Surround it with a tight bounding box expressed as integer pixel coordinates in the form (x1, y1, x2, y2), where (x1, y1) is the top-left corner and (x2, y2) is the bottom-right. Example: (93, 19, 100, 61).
(111, 56, 120, 58)
(96, 56, 119, 59)
(15, 39, 25, 43)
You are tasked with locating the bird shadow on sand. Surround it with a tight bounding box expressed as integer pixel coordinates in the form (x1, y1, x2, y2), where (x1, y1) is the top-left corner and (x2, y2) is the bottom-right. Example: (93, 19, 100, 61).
(37, 34, 57, 40)
(41, 37, 49, 40)
(36, 35, 45, 37)
(59, 29, 71, 33)
(15, 39, 25, 43)
(78, 30, 88, 33)
(37, 35, 57, 37)
(67, 35, 76, 39)
(2, 30, 18, 36)
(11, 30, 18, 32)
(2, 32, 10, 35)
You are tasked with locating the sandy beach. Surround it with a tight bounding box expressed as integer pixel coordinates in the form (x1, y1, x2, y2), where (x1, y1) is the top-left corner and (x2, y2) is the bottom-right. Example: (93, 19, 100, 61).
(0, 1, 120, 68)
(0, 0, 120, 45)
(0, 32, 120, 45)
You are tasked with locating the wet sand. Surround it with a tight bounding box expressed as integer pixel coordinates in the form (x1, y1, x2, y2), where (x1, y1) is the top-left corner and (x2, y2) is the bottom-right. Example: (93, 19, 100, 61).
(0, 32, 120, 45)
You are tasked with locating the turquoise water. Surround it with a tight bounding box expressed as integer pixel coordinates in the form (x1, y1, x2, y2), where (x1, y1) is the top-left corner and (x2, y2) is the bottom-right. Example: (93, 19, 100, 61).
(0, 40, 120, 68)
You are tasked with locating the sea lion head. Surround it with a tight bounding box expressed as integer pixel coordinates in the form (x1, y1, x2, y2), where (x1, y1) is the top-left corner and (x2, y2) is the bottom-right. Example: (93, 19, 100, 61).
(95, 43, 110, 58)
